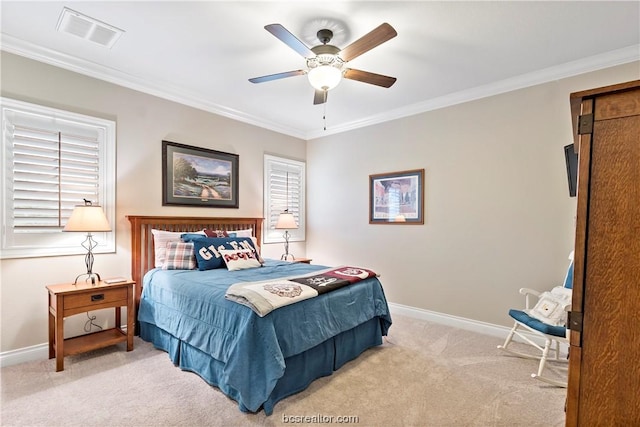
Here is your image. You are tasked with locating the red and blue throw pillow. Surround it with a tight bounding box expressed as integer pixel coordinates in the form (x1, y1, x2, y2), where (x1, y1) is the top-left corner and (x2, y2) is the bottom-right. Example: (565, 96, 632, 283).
(186, 237, 262, 271)
(219, 249, 262, 271)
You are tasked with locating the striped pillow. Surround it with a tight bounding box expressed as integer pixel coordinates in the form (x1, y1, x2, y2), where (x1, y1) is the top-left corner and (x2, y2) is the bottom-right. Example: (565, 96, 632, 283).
(163, 242, 196, 270)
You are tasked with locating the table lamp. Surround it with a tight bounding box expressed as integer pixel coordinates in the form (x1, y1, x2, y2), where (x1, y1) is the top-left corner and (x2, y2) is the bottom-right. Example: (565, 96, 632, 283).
(63, 199, 111, 284)
(275, 210, 298, 261)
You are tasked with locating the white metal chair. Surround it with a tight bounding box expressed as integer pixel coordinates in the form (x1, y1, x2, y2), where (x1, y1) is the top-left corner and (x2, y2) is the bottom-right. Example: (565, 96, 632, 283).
(497, 255, 573, 387)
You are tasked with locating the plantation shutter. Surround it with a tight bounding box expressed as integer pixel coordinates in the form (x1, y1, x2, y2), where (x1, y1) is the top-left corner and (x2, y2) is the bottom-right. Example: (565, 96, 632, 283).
(263, 155, 305, 243)
(10, 124, 101, 232)
(1, 98, 115, 258)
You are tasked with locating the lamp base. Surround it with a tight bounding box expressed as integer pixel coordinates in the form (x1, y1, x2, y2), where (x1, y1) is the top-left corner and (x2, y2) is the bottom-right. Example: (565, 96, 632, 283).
(74, 233, 101, 285)
(279, 230, 295, 261)
(73, 272, 102, 286)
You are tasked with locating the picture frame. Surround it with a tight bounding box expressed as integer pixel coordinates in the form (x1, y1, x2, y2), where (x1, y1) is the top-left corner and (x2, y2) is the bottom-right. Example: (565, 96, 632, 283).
(369, 168, 424, 224)
(162, 140, 239, 208)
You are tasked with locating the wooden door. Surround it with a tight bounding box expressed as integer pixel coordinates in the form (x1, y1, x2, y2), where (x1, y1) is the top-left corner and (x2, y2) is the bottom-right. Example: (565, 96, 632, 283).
(566, 81, 640, 426)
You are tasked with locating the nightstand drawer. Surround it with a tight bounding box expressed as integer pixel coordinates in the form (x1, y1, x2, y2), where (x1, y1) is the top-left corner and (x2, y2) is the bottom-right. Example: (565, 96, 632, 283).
(64, 287, 128, 310)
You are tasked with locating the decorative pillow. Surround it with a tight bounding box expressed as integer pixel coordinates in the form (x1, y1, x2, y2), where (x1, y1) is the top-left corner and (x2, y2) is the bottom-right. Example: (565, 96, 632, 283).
(181, 233, 208, 242)
(219, 249, 262, 271)
(528, 286, 572, 326)
(151, 229, 205, 268)
(198, 230, 262, 262)
(227, 228, 253, 238)
(192, 237, 261, 271)
(203, 228, 229, 237)
(163, 242, 196, 270)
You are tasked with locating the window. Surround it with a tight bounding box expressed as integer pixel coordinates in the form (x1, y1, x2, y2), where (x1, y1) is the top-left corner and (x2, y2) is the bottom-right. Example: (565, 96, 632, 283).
(1, 98, 115, 259)
(263, 154, 305, 244)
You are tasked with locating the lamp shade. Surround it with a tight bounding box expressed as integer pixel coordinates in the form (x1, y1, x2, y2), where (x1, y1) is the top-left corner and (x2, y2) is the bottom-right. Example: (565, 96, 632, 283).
(64, 205, 111, 232)
(307, 65, 342, 91)
(275, 212, 298, 230)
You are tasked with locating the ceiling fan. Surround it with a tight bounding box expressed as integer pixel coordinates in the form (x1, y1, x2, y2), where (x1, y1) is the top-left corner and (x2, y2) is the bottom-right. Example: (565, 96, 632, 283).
(249, 22, 397, 105)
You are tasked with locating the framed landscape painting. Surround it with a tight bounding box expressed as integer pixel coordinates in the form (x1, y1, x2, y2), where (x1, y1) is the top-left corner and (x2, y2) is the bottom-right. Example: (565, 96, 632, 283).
(369, 168, 424, 224)
(162, 140, 239, 208)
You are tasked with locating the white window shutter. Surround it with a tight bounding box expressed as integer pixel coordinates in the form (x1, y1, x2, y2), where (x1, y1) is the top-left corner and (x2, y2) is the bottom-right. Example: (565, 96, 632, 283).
(263, 155, 305, 244)
(1, 98, 115, 258)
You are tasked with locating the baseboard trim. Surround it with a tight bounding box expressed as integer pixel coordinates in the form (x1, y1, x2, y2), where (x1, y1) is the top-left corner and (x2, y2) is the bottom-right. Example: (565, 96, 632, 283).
(388, 302, 513, 339)
(387, 302, 562, 350)
(0, 325, 130, 368)
(0, 342, 49, 368)
(2, 307, 556, 367)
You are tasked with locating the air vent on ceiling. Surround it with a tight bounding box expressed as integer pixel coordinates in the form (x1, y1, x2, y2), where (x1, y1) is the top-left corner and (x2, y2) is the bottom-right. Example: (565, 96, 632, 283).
(56, 7, 124, 49)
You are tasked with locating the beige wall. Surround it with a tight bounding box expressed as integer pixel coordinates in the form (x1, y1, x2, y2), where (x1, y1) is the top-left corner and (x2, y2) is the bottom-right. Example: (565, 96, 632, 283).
(306, 62, 639, 326)
(0, 52, 305, 352)
(1, 50, 637, 354)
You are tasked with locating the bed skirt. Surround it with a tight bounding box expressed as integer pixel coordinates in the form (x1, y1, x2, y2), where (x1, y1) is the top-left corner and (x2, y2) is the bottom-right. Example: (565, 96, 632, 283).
(139, 317, 383, 415)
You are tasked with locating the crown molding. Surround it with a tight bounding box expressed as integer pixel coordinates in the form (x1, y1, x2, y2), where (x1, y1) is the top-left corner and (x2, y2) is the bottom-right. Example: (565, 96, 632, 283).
(307, 44, 640, 140)
(0, 35, 307, 140)
(2, 34, 637, 141)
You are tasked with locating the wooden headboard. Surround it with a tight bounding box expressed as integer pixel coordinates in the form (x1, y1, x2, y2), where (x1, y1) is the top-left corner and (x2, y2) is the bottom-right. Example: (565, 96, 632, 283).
(127, 215, 263, 307)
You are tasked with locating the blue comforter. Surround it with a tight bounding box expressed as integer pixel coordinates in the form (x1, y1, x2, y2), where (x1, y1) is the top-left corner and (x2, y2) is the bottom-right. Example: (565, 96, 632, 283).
(138, 259, 391, 412)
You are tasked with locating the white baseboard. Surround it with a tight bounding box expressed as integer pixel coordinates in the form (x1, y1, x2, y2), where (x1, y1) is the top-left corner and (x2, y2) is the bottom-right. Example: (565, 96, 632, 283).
(0, 342, 49, 368)
(387, 302, 564, 351)
(388, 302, 513, 339)
(1, 307, 559, 367)
(0, 325, 130, 368)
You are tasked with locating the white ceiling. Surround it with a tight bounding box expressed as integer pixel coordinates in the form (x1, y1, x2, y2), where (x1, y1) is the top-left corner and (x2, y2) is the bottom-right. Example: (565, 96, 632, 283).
(2, 1, 639, 140)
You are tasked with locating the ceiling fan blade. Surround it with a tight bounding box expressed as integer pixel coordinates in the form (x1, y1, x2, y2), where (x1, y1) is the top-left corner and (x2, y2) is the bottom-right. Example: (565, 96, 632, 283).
(313, 90, 327, 105)
(339, 23, 397, 62)
(265, 24, 315, 58)
(344, 69, 397, 88)
(249, 70, 306, 84)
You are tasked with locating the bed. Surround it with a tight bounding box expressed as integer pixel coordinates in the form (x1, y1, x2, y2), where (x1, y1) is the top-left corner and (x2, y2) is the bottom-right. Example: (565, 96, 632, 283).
(127, 216, 392, 415)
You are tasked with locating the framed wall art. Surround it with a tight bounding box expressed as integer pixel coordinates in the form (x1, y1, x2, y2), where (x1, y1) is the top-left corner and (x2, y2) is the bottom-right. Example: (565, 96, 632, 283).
(369, 168, 424, 224)
(162, 140, 239, 208)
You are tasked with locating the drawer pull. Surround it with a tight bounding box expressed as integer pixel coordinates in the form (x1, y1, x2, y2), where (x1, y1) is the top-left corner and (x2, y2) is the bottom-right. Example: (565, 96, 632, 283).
(91, 294, 105, 302)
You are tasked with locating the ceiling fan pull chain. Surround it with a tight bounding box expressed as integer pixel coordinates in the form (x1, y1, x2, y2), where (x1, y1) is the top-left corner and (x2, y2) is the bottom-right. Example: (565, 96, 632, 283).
(323, 98, 328, 130)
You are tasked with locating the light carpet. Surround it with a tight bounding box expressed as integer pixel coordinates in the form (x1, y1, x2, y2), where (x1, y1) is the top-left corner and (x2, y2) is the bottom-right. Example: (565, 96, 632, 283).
(1, 314, 567, 426)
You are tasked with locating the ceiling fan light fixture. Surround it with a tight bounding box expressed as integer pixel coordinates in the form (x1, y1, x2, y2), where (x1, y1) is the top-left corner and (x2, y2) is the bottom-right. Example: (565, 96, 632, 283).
(250, 23, 397, 104)
(308, 65, 343, 91)
(307, 52, 344, 91)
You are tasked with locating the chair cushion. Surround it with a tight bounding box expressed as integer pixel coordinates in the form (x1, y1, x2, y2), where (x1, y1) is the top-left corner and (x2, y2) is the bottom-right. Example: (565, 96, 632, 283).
(508, 309, 567, 337)
(563, 261, 574, 289)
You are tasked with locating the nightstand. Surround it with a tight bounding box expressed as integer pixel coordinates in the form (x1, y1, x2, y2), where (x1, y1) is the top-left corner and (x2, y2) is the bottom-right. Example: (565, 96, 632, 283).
(293, 258, 312, 264)
(47, 279, 135, 372)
